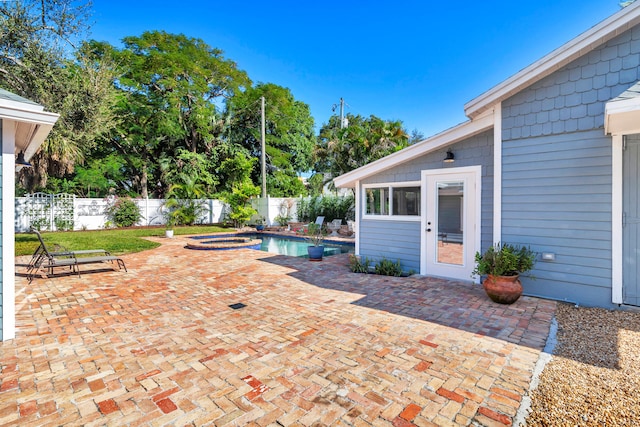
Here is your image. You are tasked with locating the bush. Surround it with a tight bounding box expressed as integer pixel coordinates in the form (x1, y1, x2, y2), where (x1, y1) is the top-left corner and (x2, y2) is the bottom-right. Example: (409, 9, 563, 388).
(472, 243, 536, 277)
(105, 197, 141, 227)
(297, 195, 355, 223)
(374, 258, 403, 277)
(349, 254, 371, 273)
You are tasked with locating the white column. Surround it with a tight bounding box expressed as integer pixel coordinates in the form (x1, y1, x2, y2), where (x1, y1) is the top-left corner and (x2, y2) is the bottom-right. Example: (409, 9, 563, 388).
(612, 134, 623, 305)
(2, 120, 16, 340)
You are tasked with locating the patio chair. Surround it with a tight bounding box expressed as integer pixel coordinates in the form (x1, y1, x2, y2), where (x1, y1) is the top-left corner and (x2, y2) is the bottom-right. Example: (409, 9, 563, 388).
(303, 216, 325, 232)
(27, 229, 127, 281)
(314, 216, 325, 226)
(327, 219, 342, 237)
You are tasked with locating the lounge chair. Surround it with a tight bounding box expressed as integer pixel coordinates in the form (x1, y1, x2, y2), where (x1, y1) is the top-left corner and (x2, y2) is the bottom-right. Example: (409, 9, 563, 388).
(302, 216, 325, 233)
(27, 229, 127, 281)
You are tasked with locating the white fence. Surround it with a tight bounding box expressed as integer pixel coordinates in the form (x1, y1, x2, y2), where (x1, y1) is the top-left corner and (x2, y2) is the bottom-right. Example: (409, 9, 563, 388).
(14, 195, 300, 233)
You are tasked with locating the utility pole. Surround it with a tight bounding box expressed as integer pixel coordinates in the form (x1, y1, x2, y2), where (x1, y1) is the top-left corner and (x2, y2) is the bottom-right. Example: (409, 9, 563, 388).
(339, 97, 345, 129)
(261, 96, 267, 198)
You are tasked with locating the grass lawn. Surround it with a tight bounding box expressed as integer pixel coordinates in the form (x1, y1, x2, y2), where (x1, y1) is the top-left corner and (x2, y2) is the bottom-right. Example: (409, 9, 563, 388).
(15, 225, 231, 256)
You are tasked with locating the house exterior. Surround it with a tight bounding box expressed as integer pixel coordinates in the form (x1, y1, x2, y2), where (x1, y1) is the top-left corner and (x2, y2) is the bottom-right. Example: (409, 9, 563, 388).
(0, 89, 59, 340)
(334, 3, 640, 309)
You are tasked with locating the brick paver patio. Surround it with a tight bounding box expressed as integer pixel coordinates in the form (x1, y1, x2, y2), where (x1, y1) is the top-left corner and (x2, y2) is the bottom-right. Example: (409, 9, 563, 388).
(1, 236, 556, 426)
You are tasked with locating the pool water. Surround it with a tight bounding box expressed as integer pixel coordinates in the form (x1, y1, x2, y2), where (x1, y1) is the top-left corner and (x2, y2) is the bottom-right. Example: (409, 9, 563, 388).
(190, 233, 354, 258)
(257, 235, 354, 258)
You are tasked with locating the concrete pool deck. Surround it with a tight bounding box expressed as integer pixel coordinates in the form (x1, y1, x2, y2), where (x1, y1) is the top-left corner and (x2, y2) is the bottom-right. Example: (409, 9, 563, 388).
(1, 235, 556, 426)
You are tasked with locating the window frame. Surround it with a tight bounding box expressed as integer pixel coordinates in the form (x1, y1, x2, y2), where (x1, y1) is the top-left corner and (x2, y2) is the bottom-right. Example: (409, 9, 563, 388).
(362, 181, 422, 221)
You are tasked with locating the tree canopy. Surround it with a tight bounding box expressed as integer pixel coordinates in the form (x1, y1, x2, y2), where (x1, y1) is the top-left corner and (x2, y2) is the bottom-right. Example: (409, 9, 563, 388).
(226, 83, 315, 197)
(314, 113, 409, 183)
(4, 1, 423, 201)
(1, 0, 118, 191)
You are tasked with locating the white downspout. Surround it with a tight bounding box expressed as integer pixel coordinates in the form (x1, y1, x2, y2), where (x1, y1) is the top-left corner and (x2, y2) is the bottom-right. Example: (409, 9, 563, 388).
(493, 103, 502, 245)
(354, 181, 360, 255)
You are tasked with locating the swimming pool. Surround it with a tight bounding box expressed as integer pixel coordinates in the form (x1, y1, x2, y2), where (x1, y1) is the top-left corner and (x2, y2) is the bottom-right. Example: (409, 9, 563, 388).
(190, 233, 354, 258)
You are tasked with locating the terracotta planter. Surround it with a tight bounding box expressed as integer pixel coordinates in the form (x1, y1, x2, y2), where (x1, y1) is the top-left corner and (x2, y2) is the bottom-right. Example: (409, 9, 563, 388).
(482, 274, 523, 304)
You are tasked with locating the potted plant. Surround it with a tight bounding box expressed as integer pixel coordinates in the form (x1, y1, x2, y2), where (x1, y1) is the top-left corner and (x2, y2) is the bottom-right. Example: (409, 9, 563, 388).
(255, 216, 266, 232)
(164, 214, 176, 238)
(472, 243, 536, 304)
(304, 223, 325, 261)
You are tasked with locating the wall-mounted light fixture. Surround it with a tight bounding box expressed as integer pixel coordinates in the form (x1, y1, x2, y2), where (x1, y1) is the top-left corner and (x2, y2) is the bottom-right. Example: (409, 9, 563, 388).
(444, 150, 455, 163)
(16, 151, 32, 168)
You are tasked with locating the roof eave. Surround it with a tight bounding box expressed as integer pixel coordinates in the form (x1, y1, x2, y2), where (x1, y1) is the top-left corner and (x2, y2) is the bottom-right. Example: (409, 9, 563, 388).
(0, 104, 60, 157)
(333, 112, 494, 188)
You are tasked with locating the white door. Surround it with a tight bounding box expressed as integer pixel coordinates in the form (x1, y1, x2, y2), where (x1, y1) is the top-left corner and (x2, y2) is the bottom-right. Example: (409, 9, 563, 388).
(421, 167, 480, 281)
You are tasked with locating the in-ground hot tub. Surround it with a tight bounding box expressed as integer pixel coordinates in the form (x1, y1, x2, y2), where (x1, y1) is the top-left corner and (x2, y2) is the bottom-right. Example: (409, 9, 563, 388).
(186, 236, 262, 250)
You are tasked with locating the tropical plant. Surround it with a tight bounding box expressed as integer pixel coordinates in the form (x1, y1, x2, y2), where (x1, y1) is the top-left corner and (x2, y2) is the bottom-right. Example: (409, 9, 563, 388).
(472, 243, 536, 278)
(314, 113, 409, 182)
(296, 195, 355, 223)
(222, 182, 260, 227)
(300, 222, 325, 247)
(163, 176, 208, 226)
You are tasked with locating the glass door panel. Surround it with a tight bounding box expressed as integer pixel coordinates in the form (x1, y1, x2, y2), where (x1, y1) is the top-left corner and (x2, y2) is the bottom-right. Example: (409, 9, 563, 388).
(436, 181, 464, 266)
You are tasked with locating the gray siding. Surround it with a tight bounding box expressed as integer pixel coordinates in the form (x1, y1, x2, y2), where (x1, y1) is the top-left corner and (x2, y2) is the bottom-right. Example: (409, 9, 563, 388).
(500, 24, 640, 308)
(359, 221, 421, 272)
(503, 128, 613, 305)
(359, 130, 494, 272)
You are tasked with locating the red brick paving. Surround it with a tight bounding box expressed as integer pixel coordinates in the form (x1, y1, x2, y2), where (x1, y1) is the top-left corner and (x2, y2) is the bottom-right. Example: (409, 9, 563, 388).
(1, 235, 556, 426)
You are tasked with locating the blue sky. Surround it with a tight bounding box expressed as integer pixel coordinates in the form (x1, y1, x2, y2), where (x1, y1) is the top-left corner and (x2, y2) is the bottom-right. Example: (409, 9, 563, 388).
(90, 1, 621, 138)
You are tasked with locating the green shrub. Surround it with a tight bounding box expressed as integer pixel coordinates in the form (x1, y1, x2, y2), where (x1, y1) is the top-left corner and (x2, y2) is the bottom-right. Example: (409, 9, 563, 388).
(349, 254, 371, 273)
(297, 195, 355, 223)
(221, 182, 260, 227)
(105, 197, 141, 227)
(374, 258, 403, 277)
(472, 243, 536, 277)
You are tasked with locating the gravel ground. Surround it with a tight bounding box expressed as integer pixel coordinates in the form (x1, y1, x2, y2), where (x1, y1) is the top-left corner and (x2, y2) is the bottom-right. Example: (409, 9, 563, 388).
(526, 303, 640, 426)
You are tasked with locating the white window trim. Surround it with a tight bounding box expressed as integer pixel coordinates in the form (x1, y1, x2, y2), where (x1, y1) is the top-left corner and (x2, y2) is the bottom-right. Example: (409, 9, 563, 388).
(362, 181, 422, 221)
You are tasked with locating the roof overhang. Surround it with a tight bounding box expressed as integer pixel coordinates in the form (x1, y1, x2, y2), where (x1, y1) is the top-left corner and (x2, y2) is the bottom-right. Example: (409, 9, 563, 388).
(465, 1, 640, 119)
(0, 98, 59, 158)
(333, 110, 494, 188)
(605, 95, 640, 135)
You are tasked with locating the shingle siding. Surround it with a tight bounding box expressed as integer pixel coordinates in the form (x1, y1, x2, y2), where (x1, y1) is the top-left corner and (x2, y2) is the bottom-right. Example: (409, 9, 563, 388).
(497, 24, 640, 308)
(503, 25, 640, 142)
(358, 130, 494, 272)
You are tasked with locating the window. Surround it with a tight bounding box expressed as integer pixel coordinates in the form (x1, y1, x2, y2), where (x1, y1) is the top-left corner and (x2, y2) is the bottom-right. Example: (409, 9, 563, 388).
(363, 183, 421, 218)
(366, 188, 389, 215)
(393, 187, 420, 216)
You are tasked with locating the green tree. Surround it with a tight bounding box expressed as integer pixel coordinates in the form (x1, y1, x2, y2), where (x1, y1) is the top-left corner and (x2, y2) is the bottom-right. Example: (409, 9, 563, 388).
(315, 114, 409, 181)
(409, 128, 425, 144)
(1, 1, 118, 191)
(226, 83, 314, 197)
(96, 31, 251, 196)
